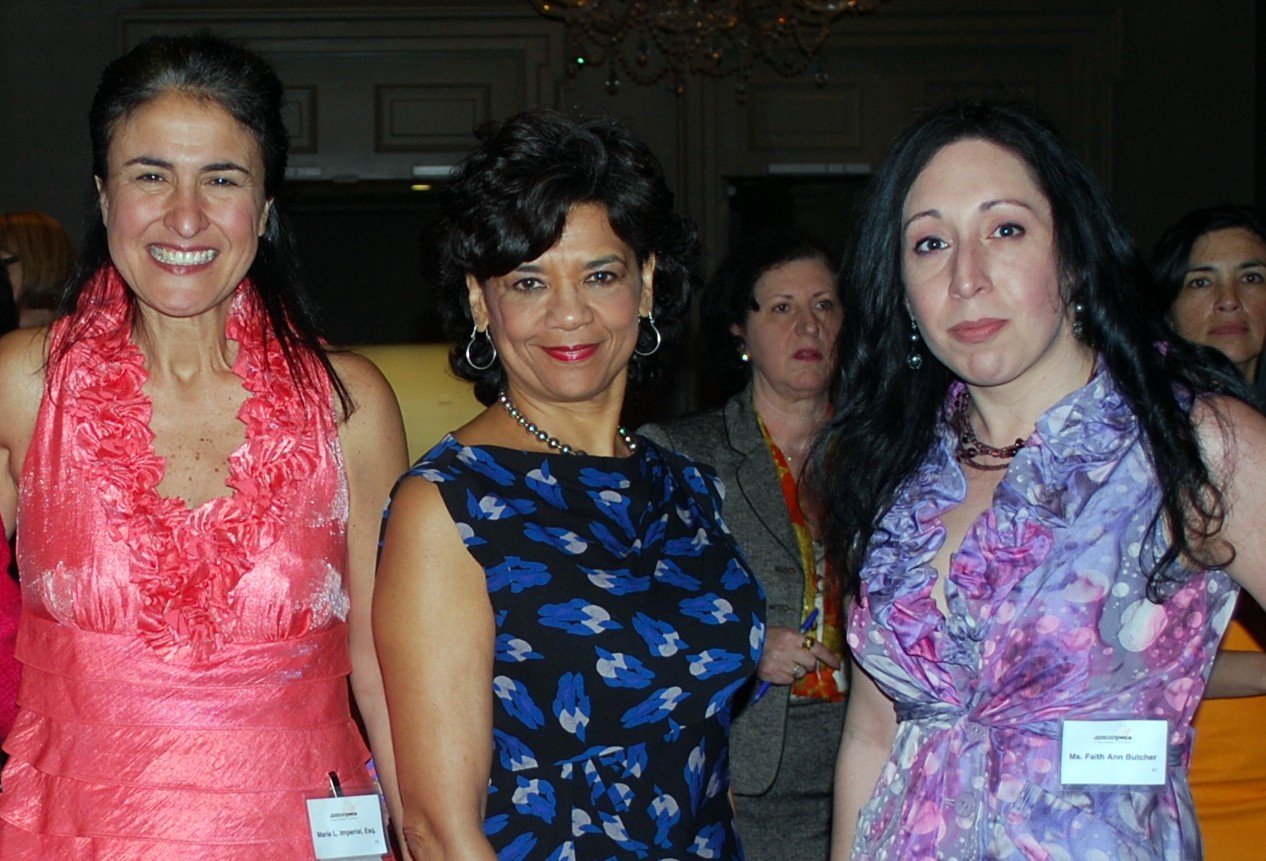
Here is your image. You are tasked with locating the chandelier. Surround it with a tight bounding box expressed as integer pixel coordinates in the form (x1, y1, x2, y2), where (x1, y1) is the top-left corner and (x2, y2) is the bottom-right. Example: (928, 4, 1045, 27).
(530, 1, 885, 100)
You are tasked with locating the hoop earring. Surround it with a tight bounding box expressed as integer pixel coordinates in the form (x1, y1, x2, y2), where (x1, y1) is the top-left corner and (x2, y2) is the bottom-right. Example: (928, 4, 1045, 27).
(464, 326, 497, 371)
(905, 317, 924, 371)
(634, 313, 661, 357)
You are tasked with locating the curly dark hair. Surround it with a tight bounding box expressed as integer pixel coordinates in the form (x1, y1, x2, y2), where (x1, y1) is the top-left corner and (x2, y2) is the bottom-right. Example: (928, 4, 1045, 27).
(58, 32, 349, 414)
(432, 108, 700, 405)
(812, 100, 1253, 604)
(1151, 204, 1266, 316)
(702, 229, 836, 398)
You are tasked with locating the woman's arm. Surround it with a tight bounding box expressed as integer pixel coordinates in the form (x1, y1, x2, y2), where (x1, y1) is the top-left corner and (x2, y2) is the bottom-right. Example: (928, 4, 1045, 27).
(332, 353, 411, 855)
(1196, 396, 1266, 608)
(374, 473, 498, 861)
(1206, 649, 1266, 698)
(0, 328, 49, 534)
(1195, 396, 1266, 697)
(829, 666, 896, 860)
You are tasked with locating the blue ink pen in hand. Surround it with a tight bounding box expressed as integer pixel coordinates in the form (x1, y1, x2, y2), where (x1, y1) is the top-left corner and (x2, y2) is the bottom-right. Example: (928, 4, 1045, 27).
(749, 607, 819, 706)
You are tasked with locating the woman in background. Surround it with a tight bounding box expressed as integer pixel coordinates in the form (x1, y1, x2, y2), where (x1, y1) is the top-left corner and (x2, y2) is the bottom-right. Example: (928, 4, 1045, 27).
(1152, 203, 1266, 860)
(820, 101, 1266, 860)
(0, 34, 406, 857)
(375, 108, 764, 860)
(641, 230, 846, 861)
(0, 211, 74, 327)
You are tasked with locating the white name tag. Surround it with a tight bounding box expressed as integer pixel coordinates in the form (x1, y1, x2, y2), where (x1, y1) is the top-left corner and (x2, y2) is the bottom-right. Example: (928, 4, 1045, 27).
(306, 793, 389, 860)
(1060, 719, 1168, 786)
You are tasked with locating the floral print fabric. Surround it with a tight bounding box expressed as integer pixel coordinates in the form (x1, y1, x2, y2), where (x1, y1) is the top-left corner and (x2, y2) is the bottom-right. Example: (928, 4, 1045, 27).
(848, 368, 1237, 860)
(397, 435, 765, 860)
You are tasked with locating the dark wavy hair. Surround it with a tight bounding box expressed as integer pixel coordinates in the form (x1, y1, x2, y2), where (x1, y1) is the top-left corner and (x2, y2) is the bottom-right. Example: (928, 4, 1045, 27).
(1151, 204, 1266, 315)
(702, 229, 836, 398)
(433, 108, 700, 405)
(812, 100, 1252, 603)
(57, 32, 349, 413)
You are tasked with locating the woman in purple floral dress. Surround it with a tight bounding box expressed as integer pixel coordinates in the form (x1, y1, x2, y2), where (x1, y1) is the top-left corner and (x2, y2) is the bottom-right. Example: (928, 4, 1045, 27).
(816, 101, 1266, 860)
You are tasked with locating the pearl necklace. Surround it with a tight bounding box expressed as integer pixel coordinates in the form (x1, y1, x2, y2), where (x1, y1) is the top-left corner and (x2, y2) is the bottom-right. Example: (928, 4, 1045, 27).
(498, 390, 637, 456)
(952, 389, 1024, 471)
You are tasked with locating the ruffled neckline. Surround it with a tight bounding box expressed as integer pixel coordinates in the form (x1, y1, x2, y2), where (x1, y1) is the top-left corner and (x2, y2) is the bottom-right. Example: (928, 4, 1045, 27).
(58, 265, 323, 664)
(861, 365, 1141, 681)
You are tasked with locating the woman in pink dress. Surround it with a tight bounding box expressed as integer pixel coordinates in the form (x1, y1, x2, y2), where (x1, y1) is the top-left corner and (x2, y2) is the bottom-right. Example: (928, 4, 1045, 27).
(0, 34, 407, 858)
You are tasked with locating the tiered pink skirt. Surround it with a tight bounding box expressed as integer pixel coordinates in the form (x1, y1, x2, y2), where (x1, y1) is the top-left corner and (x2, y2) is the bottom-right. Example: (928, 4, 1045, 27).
(0, 614, 375, 860)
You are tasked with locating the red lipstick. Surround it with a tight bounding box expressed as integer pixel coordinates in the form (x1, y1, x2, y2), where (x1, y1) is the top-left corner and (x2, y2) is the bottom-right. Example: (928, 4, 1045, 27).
(543, 344, 598, 362)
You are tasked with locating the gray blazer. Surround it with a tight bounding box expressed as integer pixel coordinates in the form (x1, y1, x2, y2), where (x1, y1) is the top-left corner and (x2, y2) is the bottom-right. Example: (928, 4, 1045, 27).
(640, 387, 811, 796)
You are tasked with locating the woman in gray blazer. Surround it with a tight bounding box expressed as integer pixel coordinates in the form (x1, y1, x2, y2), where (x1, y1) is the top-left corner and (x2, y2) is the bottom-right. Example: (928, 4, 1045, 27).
(641, 231, 847, 861)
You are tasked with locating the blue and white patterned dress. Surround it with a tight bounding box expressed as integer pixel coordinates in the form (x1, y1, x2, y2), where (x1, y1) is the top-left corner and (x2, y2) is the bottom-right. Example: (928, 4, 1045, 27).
(393, 434, 765, 861)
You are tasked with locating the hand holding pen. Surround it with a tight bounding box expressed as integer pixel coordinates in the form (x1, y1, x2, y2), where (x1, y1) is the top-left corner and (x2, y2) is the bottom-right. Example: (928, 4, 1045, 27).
(749, 607, 834, 706)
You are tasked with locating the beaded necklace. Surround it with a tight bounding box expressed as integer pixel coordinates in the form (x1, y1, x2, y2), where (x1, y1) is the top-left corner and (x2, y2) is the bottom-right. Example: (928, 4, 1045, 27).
(498, 390, 637, 456)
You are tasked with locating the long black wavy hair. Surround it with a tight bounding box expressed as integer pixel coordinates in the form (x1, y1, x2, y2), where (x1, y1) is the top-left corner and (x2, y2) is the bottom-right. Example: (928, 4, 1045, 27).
(432, 108, 700, 405)
(702, 229, 836, 399)
(57, 32, 349, 414)
(812, 101, 1252, 602)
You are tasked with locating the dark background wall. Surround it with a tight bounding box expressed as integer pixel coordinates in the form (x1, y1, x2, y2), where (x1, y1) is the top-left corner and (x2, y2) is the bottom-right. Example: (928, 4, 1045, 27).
(2, 0, 1258, 249)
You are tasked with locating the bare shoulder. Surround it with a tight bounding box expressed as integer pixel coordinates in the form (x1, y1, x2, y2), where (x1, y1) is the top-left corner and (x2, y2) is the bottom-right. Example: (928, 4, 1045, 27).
(377, 472, 477, 592)
(0, 327, 50, 441)
(1191, 394, 1266, 604)
(0, 326, 50, 392)
(384, 473, 452, 538)
(328, 350, 405, 448)
(326, 351, 407, 503)
(328, 349, 400, 418)
(1190, 394, 1266, 471)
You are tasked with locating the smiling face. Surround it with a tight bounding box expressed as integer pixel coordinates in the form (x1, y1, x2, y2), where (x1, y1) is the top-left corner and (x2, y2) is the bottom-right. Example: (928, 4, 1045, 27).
(735, 256, 841, 404)
(1170, 226, 1266, 382)
(96, 89, 271, 323)
(901, 137, 1084, 393)
(467, 202, 653, 409)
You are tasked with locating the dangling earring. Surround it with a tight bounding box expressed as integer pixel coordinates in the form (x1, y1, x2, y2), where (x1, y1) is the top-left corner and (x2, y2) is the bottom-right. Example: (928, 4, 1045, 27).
(634, 313, 661, 357)
(906, 317, 924, 370)
(464, 325, 497, 371)
(1071, 301, 1086, 340)
(738, 340, 750, 363)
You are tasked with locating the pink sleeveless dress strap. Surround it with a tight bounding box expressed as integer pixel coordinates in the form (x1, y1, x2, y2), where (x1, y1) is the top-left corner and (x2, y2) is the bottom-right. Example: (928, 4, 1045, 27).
(0, 266, 376, 860)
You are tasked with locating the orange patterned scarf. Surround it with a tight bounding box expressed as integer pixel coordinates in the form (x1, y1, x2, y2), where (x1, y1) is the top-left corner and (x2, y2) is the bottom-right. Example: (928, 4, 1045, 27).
(757, 414, 846, 702)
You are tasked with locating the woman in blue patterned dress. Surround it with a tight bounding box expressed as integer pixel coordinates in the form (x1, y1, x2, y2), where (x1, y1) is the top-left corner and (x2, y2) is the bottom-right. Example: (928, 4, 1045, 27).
(375, 109, 766, 861)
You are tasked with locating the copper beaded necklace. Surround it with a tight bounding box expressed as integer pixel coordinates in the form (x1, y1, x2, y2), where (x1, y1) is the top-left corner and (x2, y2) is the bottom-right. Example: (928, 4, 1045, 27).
(952, 389, 1025, 471)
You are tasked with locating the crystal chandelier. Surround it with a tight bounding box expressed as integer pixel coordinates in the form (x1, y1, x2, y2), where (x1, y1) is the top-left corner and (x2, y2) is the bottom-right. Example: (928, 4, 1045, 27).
(530, 0, 886, 100)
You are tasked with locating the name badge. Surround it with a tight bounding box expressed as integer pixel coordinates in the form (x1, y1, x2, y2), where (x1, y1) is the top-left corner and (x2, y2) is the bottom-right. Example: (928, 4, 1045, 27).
(306, 793, 389, 860)
(1059, 719, 1167, 786)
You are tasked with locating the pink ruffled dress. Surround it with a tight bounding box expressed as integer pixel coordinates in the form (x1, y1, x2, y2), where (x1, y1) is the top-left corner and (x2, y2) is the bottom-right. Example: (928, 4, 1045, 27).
(0, 531, 17, 742)
(0, 267, 376, 859)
